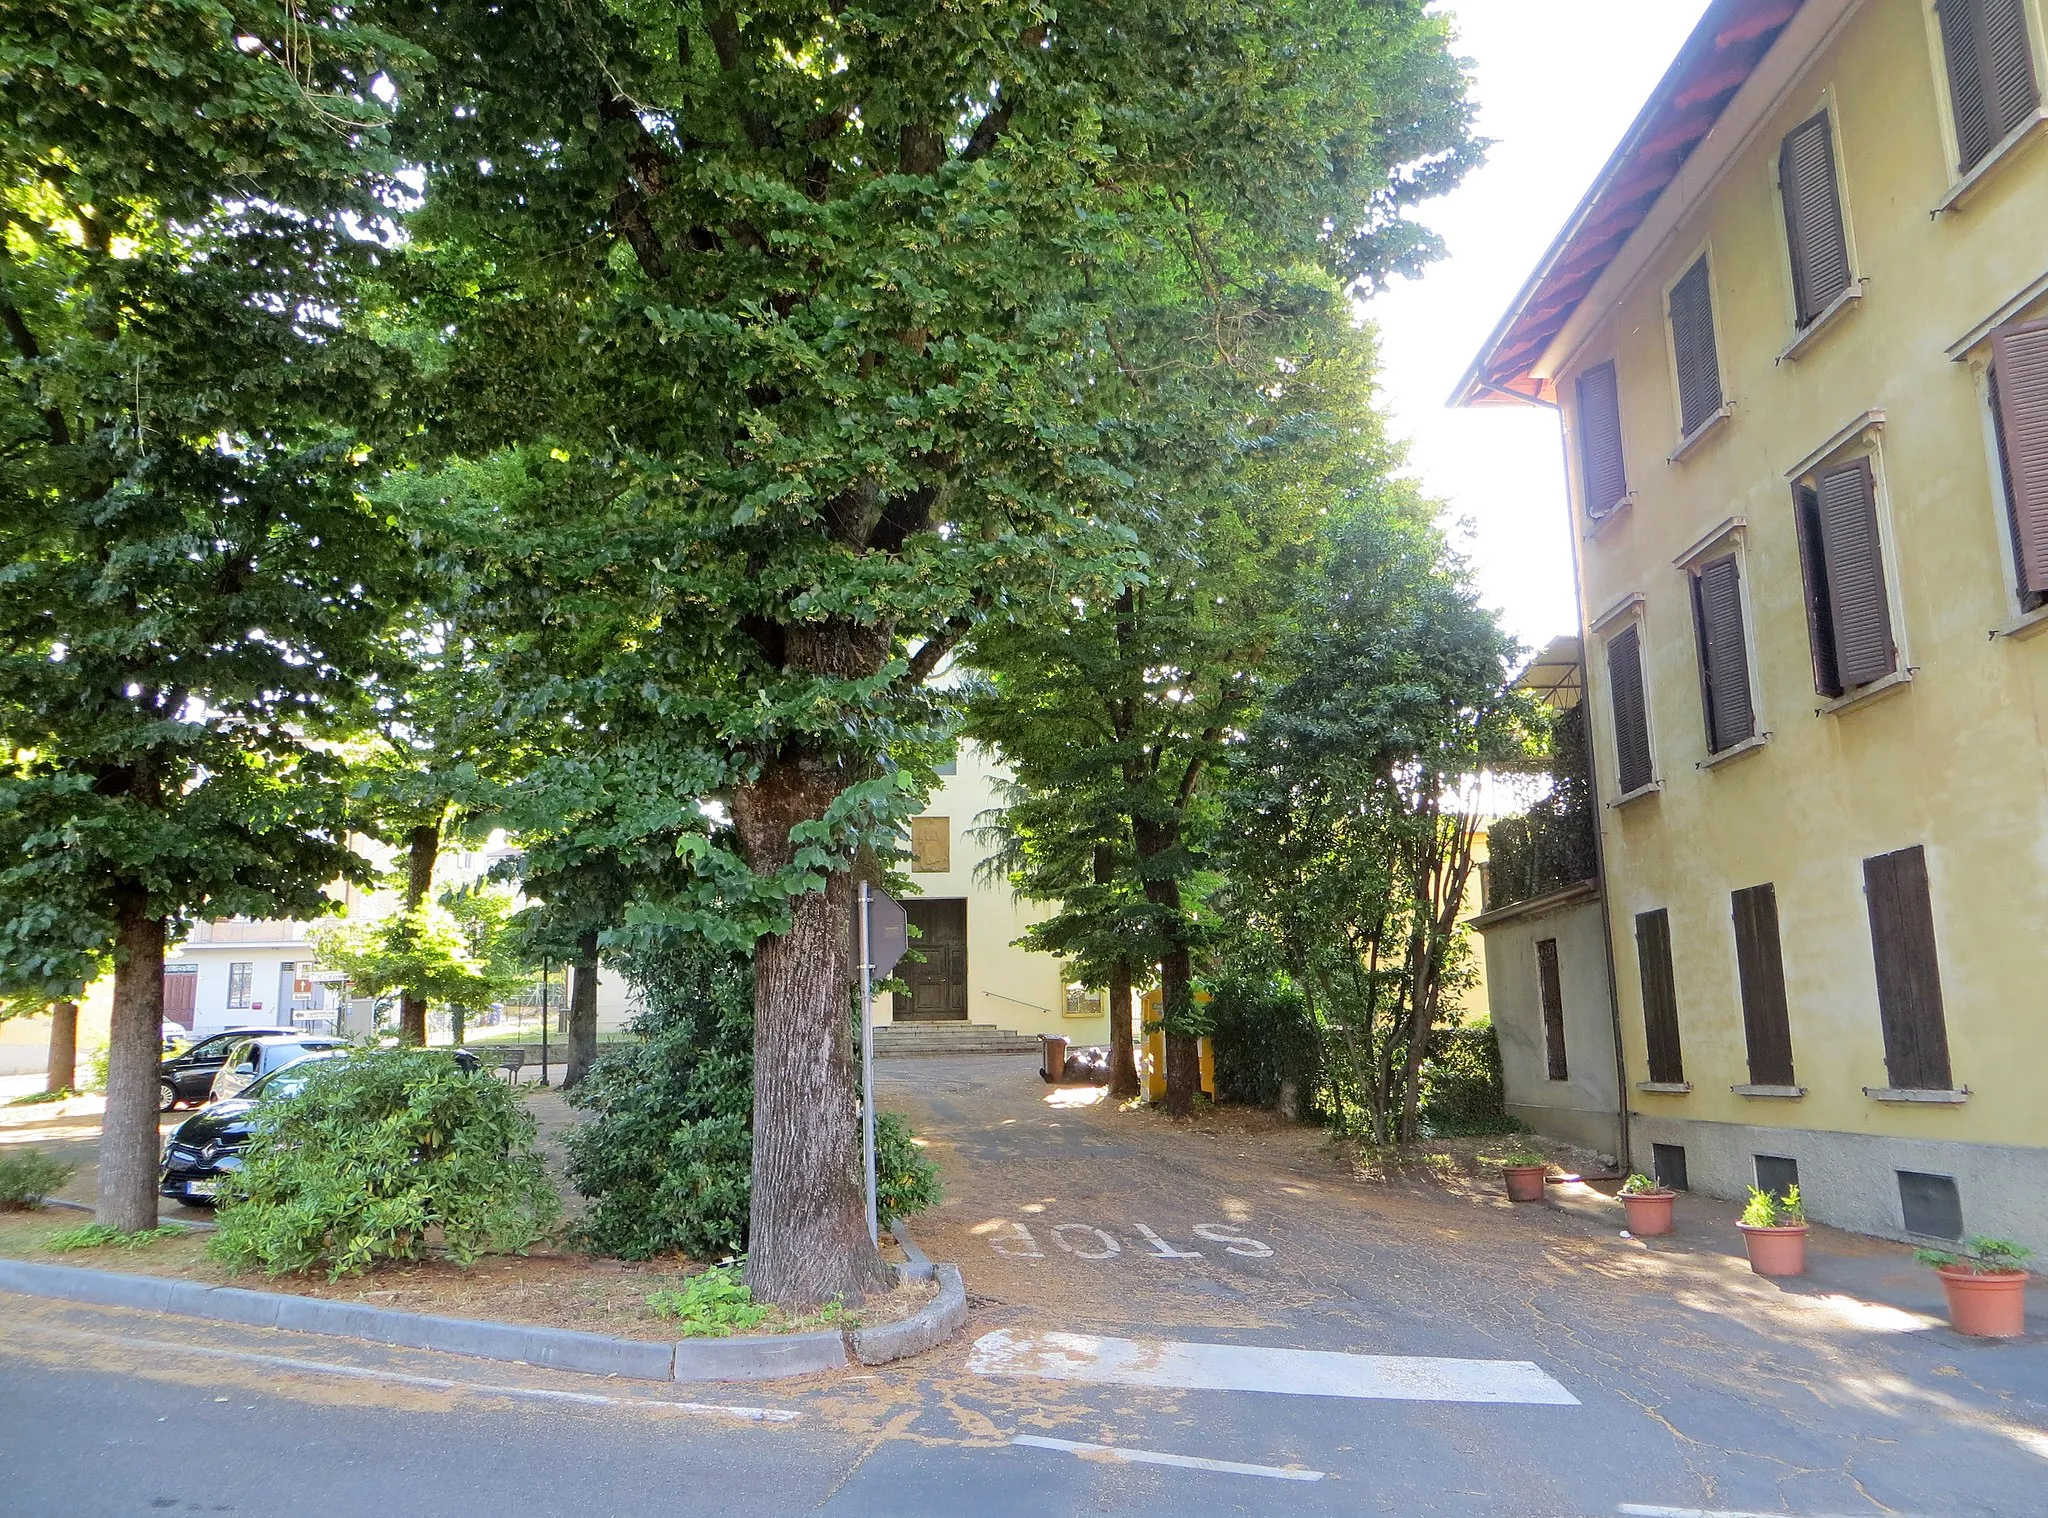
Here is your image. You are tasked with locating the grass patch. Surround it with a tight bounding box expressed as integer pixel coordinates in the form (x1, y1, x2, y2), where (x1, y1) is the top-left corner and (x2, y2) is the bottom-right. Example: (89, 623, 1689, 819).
(645, 1262, 863, 1338)
(5, 1089, 76, 1108)
(46, 1222, 188, 1252)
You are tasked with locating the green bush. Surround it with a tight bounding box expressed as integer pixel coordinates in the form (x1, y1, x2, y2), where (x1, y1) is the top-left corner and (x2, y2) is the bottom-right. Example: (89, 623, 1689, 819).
(875, 1110, 942, 1226)
(207, 1046, 560, 1278)
(0, 1148, 75, 1208)
(646, 1264, 771, 1337)
(1418, 1023, 1519, 1136)
(1206, 969, 1323, 1113)
(565, 940, 757, 1260)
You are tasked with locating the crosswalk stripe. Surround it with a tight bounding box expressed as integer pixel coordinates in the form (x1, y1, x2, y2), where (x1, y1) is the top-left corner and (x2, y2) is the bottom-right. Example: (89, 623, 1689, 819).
(1012, 1435, 1325, 1482)
(969, 1329, 1579, 1405)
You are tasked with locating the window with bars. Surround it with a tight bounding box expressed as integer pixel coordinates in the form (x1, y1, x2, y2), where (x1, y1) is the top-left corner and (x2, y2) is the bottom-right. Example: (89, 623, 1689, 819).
(1779, 110, 1854, 328)
(1791, 455, 1897, 697)
(1689, 553, 1756, 752)
(1937, 0, 2041, 173)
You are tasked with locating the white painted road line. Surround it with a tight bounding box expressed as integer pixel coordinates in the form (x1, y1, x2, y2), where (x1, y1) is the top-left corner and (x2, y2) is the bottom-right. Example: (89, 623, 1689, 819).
(1619, 1507, 1933, 1518)
(13, 1324, 800, 1422)
(970, 1330, 1579, 1405)
(1012, 1435, 1325, 1482)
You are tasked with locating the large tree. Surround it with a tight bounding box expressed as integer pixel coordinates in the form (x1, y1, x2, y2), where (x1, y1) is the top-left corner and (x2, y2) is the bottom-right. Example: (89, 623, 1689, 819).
(368, 0, 1475, 1302)
(0, 2, 410, 1229)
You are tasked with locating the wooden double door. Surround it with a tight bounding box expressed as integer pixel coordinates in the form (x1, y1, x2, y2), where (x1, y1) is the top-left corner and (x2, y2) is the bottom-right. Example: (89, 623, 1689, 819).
(899, 899, 968, 1021)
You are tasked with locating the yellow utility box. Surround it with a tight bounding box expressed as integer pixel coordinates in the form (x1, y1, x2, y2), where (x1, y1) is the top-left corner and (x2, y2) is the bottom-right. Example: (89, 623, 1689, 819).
(1139, 988, 1215, 1102)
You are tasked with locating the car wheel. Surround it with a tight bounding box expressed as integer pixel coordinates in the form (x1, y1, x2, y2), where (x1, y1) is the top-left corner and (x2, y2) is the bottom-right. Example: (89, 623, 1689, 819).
(159, 1080, 178, 1113)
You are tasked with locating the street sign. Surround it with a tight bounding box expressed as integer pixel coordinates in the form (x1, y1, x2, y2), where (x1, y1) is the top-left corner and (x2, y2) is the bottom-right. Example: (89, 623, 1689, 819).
(867, 889, 909, 979)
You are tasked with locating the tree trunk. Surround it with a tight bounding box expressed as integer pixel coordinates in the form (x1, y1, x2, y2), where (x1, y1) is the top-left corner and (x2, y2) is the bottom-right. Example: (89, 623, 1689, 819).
(733, 750, 891, 1310)
(1159, 943, 1200, 1117)
(398, 821, 440, 1045)
(563, 930, 601, 1090)
(97, 887, 163, 1233)
(451, 1006, 466, 1044)
(45, 1000, 78, 1095)
(1107, 958, 1138, 1100)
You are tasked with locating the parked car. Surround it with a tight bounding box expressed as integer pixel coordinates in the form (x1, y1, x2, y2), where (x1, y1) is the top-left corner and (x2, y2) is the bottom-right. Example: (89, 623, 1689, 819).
(159, 1046, 484, 1204)
(205, 1035, 346, 1103)
(158, 1027, 300, 1110)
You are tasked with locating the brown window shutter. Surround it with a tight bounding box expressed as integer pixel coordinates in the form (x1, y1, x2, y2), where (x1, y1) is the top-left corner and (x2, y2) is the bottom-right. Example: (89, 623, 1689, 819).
(1668, 257, 1724, 437)
(1814, 458, 1896, 688)
(1605, 624, 1654, 794)
(1690, 553, 1755, 752)
(1982, 0, 2041, 139)
(1577, 361, 1628, 518)
(1779, 113, 1852, 327)
(1731, 883, 1796, 1086)
(1941, 0, 1996, 168)
(1792, 483, 1844, 696)
(1634, 908, 1684, 1085)
(1536, 938, 1569, 1081)
(1863, 845, 1954, 1091)
(1991, 317, 2048, 602)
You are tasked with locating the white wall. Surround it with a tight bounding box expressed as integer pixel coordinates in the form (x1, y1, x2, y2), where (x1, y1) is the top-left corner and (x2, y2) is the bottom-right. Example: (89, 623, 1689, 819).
(1479, 892, 1621, 1159)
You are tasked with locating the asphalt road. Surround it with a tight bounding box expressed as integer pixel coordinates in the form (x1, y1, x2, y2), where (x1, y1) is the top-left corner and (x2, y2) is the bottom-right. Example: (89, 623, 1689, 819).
(3, 1053, 2044, 1516)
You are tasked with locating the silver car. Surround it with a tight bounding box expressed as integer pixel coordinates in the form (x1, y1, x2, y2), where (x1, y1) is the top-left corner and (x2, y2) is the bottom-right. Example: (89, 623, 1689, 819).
(205, 1035, 345, 1103)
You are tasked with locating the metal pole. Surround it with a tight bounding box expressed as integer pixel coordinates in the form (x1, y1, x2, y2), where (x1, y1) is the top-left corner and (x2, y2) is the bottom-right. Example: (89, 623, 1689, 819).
(860, 882, 878, 1245)
(538, 955, 551, 1090)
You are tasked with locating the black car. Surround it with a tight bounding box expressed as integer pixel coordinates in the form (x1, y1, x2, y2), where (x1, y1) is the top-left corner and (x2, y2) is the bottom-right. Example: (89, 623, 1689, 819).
(159, 1026, 300, 1111)
(158, 1046, 485, 1204)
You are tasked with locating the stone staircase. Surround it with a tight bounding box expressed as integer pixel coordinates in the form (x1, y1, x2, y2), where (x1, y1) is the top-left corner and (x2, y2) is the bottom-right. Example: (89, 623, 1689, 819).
(872, 1021, 1040, 1057)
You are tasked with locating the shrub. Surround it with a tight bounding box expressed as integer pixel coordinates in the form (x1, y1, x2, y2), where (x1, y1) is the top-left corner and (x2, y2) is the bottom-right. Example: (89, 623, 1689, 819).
(1740, 1184, 1805, 1228)
(1206, 970, 1323, 1113)
(1618, 1173, 1661, 1196)
(565, 940, 756, 1261)
(0, 1149, 76, 1208)
(875, 1110, 942, 1226)
(1917, 1236, 2032, 1274)
(1419, 1023, 1518, 1136)
(207, 1045, 560, 1278)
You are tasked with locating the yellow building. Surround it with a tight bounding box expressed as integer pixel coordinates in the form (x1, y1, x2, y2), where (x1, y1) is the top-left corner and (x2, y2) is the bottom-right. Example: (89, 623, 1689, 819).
(880, 742, 1113, 1048)
(1460, 0, 2048, 1251)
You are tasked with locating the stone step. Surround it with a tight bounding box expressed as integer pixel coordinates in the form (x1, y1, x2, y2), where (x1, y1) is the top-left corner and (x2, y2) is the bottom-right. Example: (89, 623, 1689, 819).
(873, 1023, 1041, 1055)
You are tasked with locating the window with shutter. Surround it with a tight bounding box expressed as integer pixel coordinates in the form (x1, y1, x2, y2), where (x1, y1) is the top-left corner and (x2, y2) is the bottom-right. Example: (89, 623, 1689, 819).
(1939, 0, 2041, 172)
(1668, 257, 1725, 438)
(1536, 938, 1569, 1081)
(1863, 845, 1954, 1091)
(1731, 883, 1796, 1087)
(1690, 553, 1755, 752)
(1779, 112, 1852, 327)
(1576, 361, 1628, 519)
(1792, 457, 1895, 695)
(1635, 908, 1685, 1085)
(1990, 317, 2048, 607)
(1605, 624, 1655, 795)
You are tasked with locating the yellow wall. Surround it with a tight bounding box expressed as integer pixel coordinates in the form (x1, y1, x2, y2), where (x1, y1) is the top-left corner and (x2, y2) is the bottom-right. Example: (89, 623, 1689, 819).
(881, 743, 1107, 1041)
(1555, 0, 2048, 1150)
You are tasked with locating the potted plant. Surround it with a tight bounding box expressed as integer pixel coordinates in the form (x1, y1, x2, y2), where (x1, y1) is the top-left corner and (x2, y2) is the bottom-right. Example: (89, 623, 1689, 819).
(1735, 1185, 1807, 1276)
(1618, 1173, 1676, 1236)
(1499, 1151, 1549, 1204)
(1917, 1237, 2032, 1339)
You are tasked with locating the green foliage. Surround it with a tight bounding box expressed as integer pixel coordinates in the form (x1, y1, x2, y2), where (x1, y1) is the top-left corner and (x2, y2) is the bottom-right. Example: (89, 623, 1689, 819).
(1206, 970, 1323, 1112)
(46, 1222, 185, 1250)
(1418, 1025, 1517, 1138)
(5, 1089, 72, 1108)
(0, 1148, 74, 1207)
(207, 1047, 560, 1278)
(646, 1265, 772, 1338)
(1498, 1152, 1548, 1169)
(564, 941, 757, 1261)
(1740, 1185, 1805, 1229)
(84, 1043, 110, 1094)
(310, 899, 525, 1019)
(1917, 1237, 2033, 1274)
(1619, 1174, 1663, 1197)
(874, 1111, 943, 1227)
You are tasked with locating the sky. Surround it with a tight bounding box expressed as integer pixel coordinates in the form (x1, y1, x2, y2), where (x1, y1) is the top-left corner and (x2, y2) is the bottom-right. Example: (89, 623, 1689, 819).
(1361, 1, 1712, 653)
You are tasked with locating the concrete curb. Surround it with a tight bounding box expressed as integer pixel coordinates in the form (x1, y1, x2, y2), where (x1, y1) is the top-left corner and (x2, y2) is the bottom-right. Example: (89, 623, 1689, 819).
(0, 1248, 970, 1383)
(853, 1264, 966, 1367)
(890, 1218, 937, 1282)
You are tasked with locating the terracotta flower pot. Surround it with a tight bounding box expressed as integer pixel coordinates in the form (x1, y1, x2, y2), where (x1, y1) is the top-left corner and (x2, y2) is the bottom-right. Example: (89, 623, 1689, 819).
(1621, 1189, 1676, 1236)
(1936, 1265, 2029, 1338)
(1736, 1222, 1808, 1277)
(1503, 1164, 1548, 1203)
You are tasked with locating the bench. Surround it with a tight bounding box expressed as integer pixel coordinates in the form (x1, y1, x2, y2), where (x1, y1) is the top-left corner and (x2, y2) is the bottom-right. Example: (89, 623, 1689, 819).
(489, 1047, 526, 1083)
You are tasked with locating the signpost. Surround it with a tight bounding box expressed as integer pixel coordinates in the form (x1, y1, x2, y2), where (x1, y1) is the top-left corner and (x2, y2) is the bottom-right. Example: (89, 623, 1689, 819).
(859, 883, 911, 1243)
